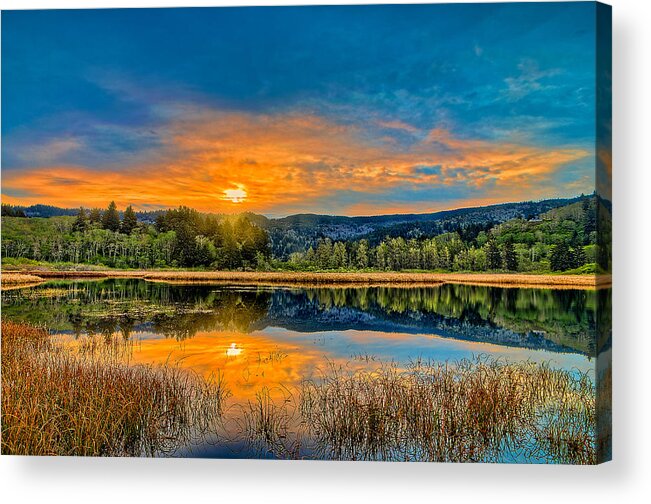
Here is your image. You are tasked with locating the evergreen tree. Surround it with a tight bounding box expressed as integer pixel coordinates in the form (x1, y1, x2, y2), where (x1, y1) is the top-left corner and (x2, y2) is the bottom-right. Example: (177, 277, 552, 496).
(550, 242, 572, 271)
(316, 238, 334, 269)
(121, 205, 138, 235)
(333, 242, 347, 269)
(101, 201, 121, 232)
(1, 204, 26, 217)
(572, 246, 587, 269)
(486, 238, 502, 270)
(355, 239, 369, 269)
(72, 207, 88, 233)
(88, 207, 103, 224)
(502, 240, 518, 271)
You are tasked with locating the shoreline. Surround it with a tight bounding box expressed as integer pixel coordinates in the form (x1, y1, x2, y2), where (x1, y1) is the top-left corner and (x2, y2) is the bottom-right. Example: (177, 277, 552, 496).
(2, 269, 610, 290)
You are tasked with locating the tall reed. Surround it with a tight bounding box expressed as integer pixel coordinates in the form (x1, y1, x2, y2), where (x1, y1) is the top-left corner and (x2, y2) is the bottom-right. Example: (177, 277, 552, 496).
(299, 357, 596, 463)
(1, 320, 229, 456)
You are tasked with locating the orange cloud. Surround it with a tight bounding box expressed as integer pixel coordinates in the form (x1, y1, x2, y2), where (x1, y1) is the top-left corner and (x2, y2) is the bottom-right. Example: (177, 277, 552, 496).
(2, 107, 590, 215)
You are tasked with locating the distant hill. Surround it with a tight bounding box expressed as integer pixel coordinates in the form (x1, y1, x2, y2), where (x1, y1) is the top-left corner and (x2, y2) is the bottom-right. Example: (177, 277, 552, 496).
(9, 204, 78, 218)
(263, 195, 593, 258)
(2, 195, 595, 258)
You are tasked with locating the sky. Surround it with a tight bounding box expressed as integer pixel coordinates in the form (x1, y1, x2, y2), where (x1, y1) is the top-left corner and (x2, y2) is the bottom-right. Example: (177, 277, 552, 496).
(1, 3, 599, 216)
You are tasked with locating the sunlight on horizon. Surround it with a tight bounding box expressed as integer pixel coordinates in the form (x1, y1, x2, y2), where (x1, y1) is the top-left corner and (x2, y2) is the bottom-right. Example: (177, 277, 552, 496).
(223, 184, 248, 204)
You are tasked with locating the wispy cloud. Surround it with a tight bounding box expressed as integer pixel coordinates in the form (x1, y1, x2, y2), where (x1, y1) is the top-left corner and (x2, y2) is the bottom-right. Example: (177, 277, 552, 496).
(504, 59, 561, 102)
(2, 4, 598, 215)
(2, 102, 590, 215)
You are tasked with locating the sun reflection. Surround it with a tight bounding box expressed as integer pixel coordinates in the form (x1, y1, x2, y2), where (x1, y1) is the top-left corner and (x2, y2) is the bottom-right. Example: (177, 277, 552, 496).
(222, 184, 247, 203)
(226, 342, 242, 356)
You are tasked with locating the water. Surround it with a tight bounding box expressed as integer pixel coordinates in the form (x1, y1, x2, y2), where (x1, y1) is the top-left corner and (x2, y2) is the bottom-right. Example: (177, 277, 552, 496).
(2, 278, 610, 461)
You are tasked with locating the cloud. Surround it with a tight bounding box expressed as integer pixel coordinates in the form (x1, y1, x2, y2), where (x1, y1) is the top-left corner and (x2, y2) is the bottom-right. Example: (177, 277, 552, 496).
(376, 120, 420, 134)
(504, 59, 561, 102)
(2, 102, 590, 215)
(11, 138, 83, 165)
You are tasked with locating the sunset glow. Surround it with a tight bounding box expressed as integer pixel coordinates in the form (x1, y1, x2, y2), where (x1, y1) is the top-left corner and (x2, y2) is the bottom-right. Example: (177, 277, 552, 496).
(223, 185, 248, 204)
(2, 5, 597, 216)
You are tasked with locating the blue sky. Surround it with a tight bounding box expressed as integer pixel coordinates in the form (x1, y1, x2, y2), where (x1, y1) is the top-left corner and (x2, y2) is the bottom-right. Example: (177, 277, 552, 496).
(2, 3, 599, 216)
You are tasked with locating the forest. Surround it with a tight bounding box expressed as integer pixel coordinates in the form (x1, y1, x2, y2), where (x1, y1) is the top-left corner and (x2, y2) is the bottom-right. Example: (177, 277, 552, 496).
(1, 195, 609, 273)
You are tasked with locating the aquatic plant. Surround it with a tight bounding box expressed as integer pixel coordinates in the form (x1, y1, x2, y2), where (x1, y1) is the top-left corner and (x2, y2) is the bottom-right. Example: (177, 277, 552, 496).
(299, 357, 596, 463)
(1, 321, 229, 456)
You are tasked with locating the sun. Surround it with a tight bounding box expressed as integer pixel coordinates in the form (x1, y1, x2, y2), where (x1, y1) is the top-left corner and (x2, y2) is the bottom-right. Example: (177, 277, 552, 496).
(223, 184, 247, 203)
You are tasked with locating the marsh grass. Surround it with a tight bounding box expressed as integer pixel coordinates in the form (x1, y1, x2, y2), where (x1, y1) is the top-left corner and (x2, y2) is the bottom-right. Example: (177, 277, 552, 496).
(240, 386, 303, 459)
(256, 348, 289, 365)
(1, 321, 229, 456)
(1, 273, 45, 288)
(1, 319, 598, 462)
(16, 269, 604, 288)
(298, 357, 596, 463)
(141, 271, 603, 289)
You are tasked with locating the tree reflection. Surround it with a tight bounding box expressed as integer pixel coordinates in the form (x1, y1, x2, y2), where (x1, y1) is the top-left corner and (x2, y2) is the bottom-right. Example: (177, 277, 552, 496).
(1, 279, 606, 354)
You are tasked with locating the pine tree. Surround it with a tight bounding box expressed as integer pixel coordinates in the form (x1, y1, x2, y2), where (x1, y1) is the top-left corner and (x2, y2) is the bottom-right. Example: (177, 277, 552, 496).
(121, 205, 138, 235)
(550, 242, 572, 271)
(101, 201, 120, 232)
(72, 207, 88, 233)
(333, 242, 347, 269)
(355, 239, 369, 269)
(572, 246, 587, 269)
(486, 238, 502, 270)
(88, 207, 103, 224)
(502, 240, 518, 271)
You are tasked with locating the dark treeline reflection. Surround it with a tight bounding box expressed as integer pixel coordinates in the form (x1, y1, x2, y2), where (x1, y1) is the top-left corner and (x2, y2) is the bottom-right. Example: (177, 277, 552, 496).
(1, 279, 606, 355)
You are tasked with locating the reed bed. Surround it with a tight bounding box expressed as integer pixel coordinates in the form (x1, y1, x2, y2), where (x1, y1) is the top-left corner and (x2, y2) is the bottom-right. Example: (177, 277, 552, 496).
(299, 357, 596, 463)
(1, 321, 229, 456)
(1, 272, 45, 287)
(15, 269, 604, 288)
(22, 270, 110, 279)
(240, 386, 303, 459)
(143, 271, 602, 288)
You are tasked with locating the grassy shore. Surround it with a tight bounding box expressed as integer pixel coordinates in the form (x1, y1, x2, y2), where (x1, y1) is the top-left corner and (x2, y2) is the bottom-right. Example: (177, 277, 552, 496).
(1, 321, 229, 456)
(3, 268, 609, 289)
(1, 272, 48, 288)
(243, 357, 597, 463)
(1, 320, 598, 462)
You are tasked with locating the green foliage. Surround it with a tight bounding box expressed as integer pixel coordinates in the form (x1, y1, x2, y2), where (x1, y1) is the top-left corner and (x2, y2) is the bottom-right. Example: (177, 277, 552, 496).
(502, 240, 517, 271)
(1, 204, 27, 218)
(1, 203, 270, 271)
(121, 206, 138, 235)
(72, 207, 89, 233)
(1, 196, 604, 274)
(277, 197, 603, 273)
(88, 208, 102, 223)
(486, 238, 502, 270)
(101, 201, 121, 232)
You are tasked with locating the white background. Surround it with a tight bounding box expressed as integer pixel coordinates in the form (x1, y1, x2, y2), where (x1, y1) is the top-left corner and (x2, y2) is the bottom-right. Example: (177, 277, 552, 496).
(0, 0, 649, 502)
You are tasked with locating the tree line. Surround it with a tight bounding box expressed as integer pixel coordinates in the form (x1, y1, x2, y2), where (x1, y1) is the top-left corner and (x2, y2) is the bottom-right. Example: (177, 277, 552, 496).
(282, 235, 524, 272)
(2, 202, 270, 270)
(2, 197, 603, 273)
(279, 199, 599, 273)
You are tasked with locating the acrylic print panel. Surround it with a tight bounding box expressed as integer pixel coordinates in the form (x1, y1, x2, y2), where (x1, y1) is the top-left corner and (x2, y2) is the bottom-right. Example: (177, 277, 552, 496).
(0, 2, 611, 463)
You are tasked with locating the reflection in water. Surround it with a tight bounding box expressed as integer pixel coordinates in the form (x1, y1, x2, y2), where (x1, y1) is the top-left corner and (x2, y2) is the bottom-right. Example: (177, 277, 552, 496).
(1, 278, 606, 356)
(226, 343, 242, 356)
(2, 279, 609, 462)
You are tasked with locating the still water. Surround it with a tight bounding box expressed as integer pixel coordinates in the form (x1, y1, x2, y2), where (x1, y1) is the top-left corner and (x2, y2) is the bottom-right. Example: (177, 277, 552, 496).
(2, 278, 609, 460)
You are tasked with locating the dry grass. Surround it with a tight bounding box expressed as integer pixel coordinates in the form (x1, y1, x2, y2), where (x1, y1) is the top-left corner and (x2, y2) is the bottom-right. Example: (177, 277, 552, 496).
(16, 269, 605, 289)
(1, 321, 229, 456)
(1, 272, 45, 288)
(298, 357, 596, 463)
(21, 270, 111, 279)
(141, 271, 604, 289)
(0, 319, 599, 462)
(240, 386, 303, 459)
